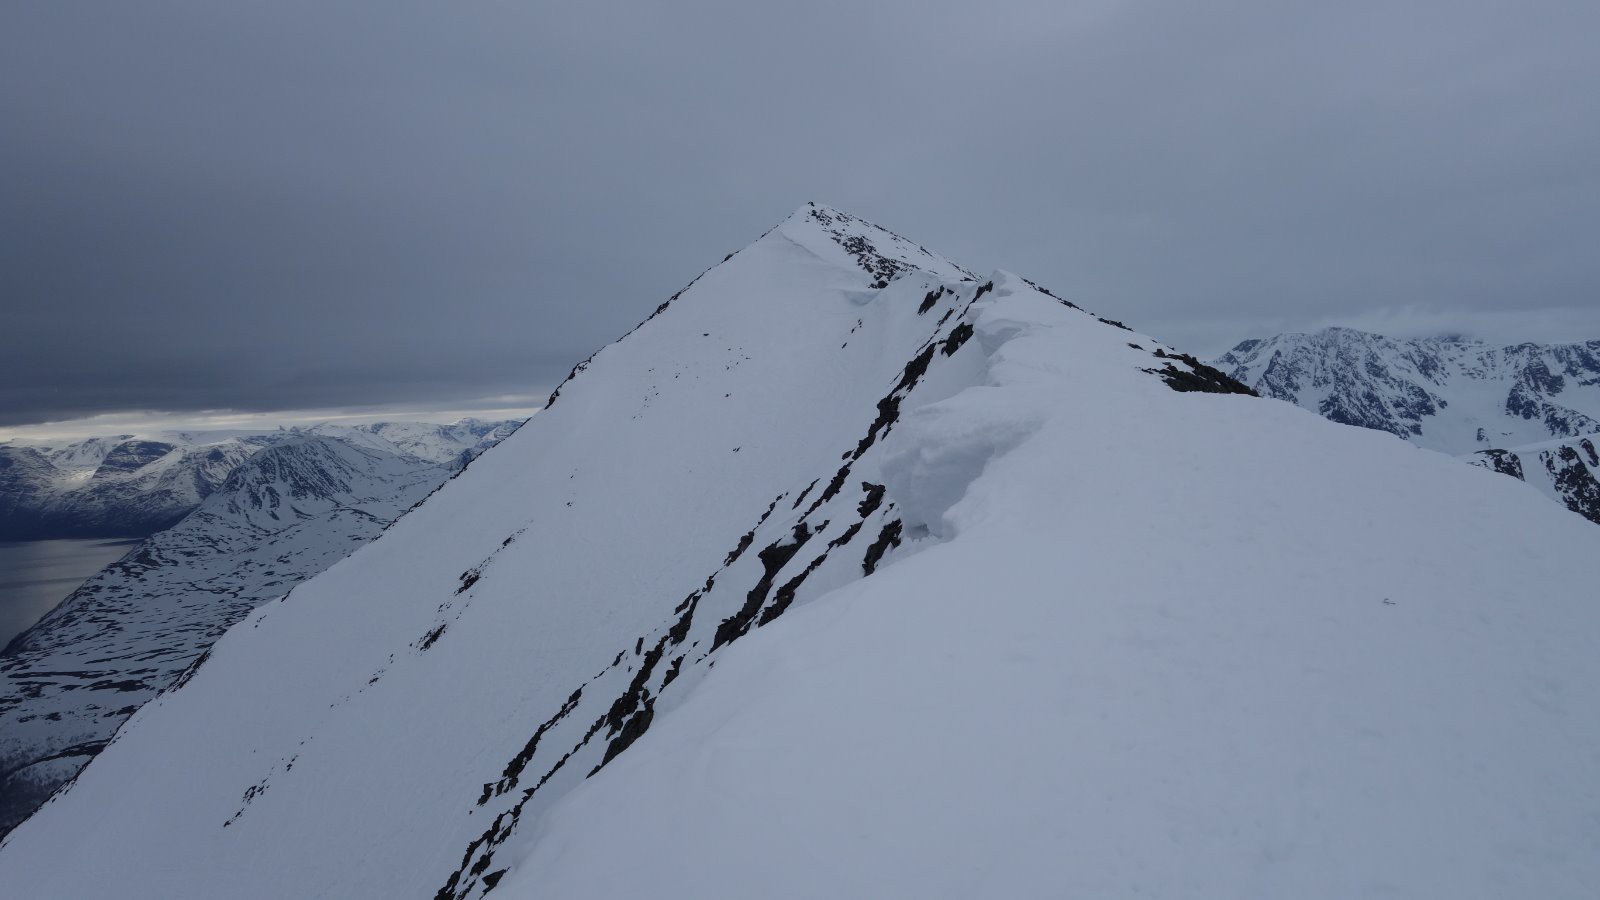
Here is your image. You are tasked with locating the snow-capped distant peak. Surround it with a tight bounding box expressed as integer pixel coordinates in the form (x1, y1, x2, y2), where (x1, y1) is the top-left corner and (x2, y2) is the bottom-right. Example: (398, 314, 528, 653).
(1215, 326, 1600, 453)
(1, 420, 523, 540)
(303, 418, 523, 466)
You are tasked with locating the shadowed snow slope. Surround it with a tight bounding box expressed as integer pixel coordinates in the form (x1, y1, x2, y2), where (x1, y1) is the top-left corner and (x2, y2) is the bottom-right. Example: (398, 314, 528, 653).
(1, 205, 1597, 900)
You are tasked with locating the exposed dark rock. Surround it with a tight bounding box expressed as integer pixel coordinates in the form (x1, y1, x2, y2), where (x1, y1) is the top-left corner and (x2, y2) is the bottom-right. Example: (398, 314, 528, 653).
(1147, 350, 1258, 396)
(660, 655, 684, 689)
(1548, 444, 1600, 524)
(713, 524, 815, 649)
(417, 624, 446, 651)
(1475, 449, 1526, 481)
(791, 478, 820, 510)
(482, 687, 584, 803)
(862, 520, 904, 575)
(941, 322, 974, 357)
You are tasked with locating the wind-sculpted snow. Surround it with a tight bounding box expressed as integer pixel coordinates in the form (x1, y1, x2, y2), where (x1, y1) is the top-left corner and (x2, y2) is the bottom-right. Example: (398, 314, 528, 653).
(0, 437, 462, 835)
(3, 205, 1598, 899)
(1215, 327, 1600, 453)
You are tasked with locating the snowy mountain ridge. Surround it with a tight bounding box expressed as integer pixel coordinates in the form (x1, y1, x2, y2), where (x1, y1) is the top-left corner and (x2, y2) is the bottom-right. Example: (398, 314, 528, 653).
(0, 437, 262, 539)
(1, 205, 1596, 899)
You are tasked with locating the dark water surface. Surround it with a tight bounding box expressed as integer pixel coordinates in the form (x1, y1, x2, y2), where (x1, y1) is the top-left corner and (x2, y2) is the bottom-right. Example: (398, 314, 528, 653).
(0, 539, 139, 648)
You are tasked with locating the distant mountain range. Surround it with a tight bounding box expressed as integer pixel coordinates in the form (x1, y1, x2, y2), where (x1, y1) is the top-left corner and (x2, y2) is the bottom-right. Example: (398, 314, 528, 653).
(0, 421, 519, 834)
(0, 419, 519, 540)
(1215, 328, 1600, 524)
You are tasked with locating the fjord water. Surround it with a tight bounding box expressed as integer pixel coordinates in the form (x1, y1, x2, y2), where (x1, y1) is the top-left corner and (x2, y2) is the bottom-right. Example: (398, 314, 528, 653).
(0, 539, 136, 648)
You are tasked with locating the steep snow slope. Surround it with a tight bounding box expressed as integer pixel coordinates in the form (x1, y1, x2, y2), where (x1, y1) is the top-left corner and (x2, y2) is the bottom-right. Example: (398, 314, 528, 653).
(1, 206, 1596, 899)
(1214, 327, 1600, 453)
(1468, 435, 1600, 525)
(0, 437, 456, 835)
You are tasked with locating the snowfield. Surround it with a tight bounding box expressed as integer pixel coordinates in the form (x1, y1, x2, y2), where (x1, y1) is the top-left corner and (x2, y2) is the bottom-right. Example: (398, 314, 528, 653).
(1, 205, 1596, 899)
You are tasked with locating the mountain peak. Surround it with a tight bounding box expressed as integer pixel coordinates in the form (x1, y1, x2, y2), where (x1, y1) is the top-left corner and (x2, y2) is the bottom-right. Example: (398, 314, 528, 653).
(1314, 324, 1377, 339)
(771, 202, 977, 287)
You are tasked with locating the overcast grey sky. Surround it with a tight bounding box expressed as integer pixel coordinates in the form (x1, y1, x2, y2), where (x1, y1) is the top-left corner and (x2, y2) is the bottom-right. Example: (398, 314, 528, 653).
(4, 1, 1598, 434)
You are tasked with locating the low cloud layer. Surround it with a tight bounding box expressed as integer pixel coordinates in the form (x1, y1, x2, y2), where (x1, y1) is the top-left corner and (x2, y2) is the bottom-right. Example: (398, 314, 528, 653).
(5, 1, 1597, 428)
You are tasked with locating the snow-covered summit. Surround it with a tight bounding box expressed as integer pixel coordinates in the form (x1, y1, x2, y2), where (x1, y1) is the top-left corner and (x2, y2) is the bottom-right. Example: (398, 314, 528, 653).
(1215, 326, 1600, 453)
(1, 208, 1596, 899)
(773, 203, 978, 288)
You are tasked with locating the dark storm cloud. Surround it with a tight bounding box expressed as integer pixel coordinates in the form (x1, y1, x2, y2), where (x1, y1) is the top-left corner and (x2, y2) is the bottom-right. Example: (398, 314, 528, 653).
(4, 1, 1598, 427)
